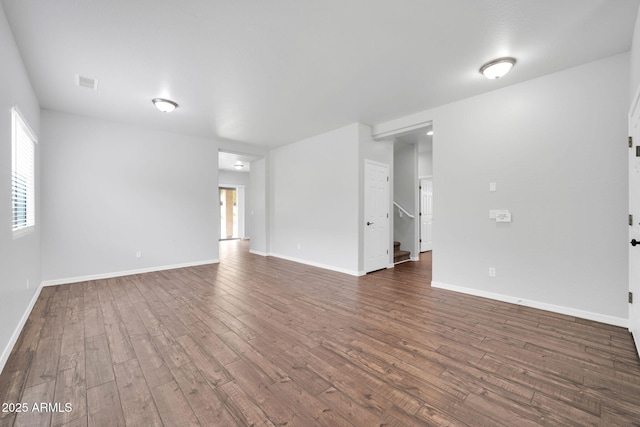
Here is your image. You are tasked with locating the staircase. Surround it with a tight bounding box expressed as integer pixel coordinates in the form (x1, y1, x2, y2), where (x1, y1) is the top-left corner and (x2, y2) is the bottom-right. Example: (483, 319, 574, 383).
(394, 241, 411, 264)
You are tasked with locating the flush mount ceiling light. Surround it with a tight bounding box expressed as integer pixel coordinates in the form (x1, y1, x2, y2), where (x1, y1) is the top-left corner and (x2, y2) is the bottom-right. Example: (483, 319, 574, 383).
(479, 57, 516, 79)
(152, 98, 178, 113)
(426, 130, 434, 136)
(234, 161, 244, 170)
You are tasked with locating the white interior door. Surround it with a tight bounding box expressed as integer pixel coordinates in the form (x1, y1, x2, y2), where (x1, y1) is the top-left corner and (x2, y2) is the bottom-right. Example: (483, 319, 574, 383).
(629, 90, 640, 356)
(420, 178, 433, 252)
(364, 160, 389, 273)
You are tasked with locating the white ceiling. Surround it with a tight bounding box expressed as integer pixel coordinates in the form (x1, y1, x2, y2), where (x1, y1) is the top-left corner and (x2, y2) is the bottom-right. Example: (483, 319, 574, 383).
(2, 0, 638, 148)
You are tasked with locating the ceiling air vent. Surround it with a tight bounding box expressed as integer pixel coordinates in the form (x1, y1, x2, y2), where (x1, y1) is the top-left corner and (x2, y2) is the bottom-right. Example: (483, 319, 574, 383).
(75, 74, 98, 91)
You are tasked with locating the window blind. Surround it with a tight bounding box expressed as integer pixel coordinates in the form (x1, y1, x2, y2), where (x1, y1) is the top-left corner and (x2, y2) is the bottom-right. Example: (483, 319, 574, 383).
(11, 107, 36, 235)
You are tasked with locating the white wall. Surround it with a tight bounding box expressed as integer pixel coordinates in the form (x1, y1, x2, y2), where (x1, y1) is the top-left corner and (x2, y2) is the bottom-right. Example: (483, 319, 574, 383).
(631, 6, 640, 101)
(0, 3, 41, 373)
(270, 123, 360, 275)
(374, 53, 630, 325)
(418, 143, 433, 177)
(41, 111, 219, 283)
(219, 169, 251, 239)
(249, 158, 268, 255)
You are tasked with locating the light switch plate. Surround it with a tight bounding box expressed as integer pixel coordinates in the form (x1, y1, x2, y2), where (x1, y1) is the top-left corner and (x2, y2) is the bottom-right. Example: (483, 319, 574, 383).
(496, 211, 512, 222)
(489, 182, 497, 192)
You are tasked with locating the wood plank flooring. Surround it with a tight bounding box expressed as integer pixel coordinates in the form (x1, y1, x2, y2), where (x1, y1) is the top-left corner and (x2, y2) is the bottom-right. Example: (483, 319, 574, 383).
(1, 239, 640, 426)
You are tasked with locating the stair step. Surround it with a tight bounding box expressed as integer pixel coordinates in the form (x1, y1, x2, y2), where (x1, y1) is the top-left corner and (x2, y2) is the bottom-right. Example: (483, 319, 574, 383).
(394, 250, 411, 263)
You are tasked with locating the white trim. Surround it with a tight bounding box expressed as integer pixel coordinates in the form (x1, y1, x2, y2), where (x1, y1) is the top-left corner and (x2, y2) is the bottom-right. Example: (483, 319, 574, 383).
(632, 331, 640, 360)
(249, 249, 268, 256)
(12, 226, 35, 240)
(629, 83, 640, 129)
(431, 281, 628, 328)
(410, 256, 419, 261)
(41, 259, 219, 287)
(12, 105, 38, 143)
(372, 120, 432, 140)
(0, 284, 43, 375)
(268, 252, 365, 277)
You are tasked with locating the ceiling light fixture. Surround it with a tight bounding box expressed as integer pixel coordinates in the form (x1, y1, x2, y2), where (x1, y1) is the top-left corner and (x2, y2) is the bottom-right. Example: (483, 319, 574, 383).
(152, 98, 178, 113)
(427, 130, 433, 136)
(479, 57, 516, 79)
(234, 161, 244, 170)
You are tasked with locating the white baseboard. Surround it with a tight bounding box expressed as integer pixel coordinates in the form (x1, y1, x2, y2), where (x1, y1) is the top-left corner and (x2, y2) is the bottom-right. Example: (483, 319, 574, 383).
(632, 330, 640, 360)
(41, 259, 220, 287)
(0, 284, 43, 375)
(410, 256, 419, 261)
(249, 249, 268, 256)
(431, 281, 628, 328)
(268, 252, 365, 277)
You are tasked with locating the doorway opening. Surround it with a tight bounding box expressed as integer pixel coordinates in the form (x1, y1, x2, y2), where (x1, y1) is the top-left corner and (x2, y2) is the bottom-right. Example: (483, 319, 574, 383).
(418, 125, 433, 253)
(391, 123, 433, 261)
(218, 149, 266, 258)
(220, 187, 239, 240)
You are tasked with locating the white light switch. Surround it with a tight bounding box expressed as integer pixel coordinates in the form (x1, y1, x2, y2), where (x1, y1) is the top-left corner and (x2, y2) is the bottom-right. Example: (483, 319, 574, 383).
(490, 209, 511, 221)
(489, 182, 497, 192)
(496, 211, 512, 222)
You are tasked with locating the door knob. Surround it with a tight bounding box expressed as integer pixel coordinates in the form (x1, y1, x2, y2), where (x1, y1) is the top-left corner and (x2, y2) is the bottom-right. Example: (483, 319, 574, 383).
(367, 221, 374, 226)
(631, 239, 640, 246)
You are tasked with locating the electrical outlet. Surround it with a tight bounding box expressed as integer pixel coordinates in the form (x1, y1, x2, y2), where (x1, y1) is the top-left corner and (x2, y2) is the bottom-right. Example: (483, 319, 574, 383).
(26, 279, 29, 289)
(136, 251, 142, 258)
(489, 267, 496, 277)
(297, 243, 301, 250)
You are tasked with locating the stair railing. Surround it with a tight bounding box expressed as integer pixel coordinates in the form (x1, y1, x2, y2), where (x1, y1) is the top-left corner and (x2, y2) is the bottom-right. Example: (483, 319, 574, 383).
(393, 201, 414, 218)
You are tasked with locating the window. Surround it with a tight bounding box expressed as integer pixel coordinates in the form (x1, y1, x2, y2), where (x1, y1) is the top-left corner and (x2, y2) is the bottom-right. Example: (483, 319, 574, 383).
(11, 107, 36, 237)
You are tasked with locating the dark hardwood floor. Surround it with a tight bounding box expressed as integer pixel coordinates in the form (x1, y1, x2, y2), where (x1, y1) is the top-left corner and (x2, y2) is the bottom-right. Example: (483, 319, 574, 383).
(1, 240, 639, 426)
